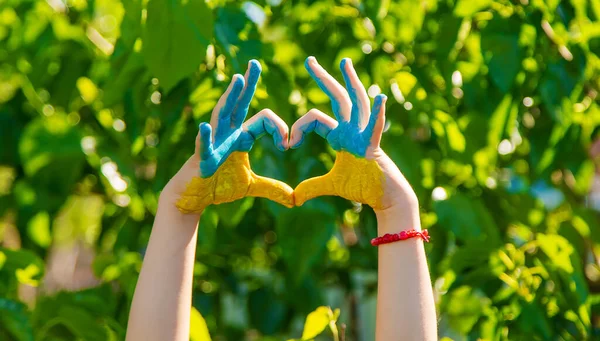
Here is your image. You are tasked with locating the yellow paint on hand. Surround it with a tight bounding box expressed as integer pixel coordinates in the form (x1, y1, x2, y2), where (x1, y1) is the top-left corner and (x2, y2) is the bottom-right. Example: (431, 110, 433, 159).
(176, 152, 294, 214)
(295, 151, 385, 209)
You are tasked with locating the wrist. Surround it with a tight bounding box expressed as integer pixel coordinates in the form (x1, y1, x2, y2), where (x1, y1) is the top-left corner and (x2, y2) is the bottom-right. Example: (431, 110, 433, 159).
(374, 200, 421, 234)
(157, 192, 202, 225)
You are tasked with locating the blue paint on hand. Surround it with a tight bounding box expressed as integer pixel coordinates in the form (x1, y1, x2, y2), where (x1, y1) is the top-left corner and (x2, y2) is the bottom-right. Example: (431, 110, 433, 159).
(245, 114, 286, 152)
(197, 60, 286, 177)
(297, 57, 387, 157)
(305, 57, 344, 122)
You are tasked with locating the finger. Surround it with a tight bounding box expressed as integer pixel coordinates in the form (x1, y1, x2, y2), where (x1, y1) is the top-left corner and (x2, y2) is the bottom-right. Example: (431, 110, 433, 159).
(232, 60, 262, 128)
(197, 122, 214, 160)
(247, 173, 294, 208)
(243, 109, 289, 151)
(305, 56, 351, 122)
(294, 174, 336, 206)
(210, 74, 245, 137)
(289, 109, 338, 149)
(363, 94, 387, 148)
(340, 58, 370, 128)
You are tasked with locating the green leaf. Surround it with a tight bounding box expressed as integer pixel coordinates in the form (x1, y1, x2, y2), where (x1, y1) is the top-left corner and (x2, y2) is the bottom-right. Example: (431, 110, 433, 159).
(517, 302, 552, 339)
(40, 306, 108, 341)
(434, 193, 500, 243)
(431, 110, 466, 154)
(120, 0, 144, 48)
(0, 298, 34, 341)
(190, 307, 212, 341)
(481, 17, 522, 92)
(385, 0, 426, 44)
(18, 115, 83, 177)
(301, 306, 333, 340)
(215, 6, 267, 71)
(15, 264, 41, 286)
(454, 0, 492, 17)
(277, 208, 335, 284)
(143, 0, 214, 92)
(393, 72, 418, 96)
(248, 287, 286, 334)
(35, 285, 118, 319)
(0, 111, 23, 167)
(382, 134, 425, 199)
(441, 286, 487, 335)
(537, 234, 574, 274)
(573, 159, 595, 194)
(103, 51, 146, 106)
(212, 197, 254, 227)
(539, 47, 586, 121)
(0, 248, 45, 287)
(434, 15, 463, 61)
(26, 211, 51, 248)
(17, 115, 85, 212)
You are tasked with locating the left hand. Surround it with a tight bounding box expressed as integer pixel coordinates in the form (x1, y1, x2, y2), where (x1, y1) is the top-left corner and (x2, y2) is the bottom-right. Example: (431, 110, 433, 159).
(162, 60, 294, 213)
(289, 57, 418, 216)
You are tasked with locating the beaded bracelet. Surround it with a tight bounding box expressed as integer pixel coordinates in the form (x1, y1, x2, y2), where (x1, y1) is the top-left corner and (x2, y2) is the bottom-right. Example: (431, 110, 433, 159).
(370, 229, 430, 246)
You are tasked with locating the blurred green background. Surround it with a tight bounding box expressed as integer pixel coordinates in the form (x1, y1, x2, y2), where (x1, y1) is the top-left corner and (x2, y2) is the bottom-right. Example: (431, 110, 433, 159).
(1, 0, 600, 340)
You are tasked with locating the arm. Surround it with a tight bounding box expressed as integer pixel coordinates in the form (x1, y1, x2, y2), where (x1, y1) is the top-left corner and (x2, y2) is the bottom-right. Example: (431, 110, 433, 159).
(290, 57, 437, 340)
(374, 152, 436, 340)
(376, 207, 436, 340)
(126, 179, 200, 341)
(126, 60, 293, 341)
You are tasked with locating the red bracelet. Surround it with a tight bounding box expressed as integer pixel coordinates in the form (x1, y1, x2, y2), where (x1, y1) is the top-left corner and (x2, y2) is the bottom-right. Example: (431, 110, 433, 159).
(370, 229, 430, 246)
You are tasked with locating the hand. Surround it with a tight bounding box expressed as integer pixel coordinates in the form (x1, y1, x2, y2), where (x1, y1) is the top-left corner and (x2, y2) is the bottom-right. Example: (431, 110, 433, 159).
(290, 57, 418, 217)
(163, 60, 294, 213)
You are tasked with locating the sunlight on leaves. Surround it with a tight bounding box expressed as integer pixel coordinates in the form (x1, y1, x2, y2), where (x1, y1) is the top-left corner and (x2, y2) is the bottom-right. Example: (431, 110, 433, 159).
(537, 234, 574, 274)
(190, 307, 212, 341)
(300, 306, 338, 340)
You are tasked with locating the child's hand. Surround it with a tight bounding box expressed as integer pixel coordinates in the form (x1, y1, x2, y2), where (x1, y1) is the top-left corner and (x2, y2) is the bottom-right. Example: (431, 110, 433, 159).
(290, 57, 418, 218)
(163, 60, 294, 213)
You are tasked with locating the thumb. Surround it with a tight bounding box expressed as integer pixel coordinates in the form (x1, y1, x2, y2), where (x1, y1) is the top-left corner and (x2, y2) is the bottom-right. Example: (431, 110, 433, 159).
(247, 173, 295, 208)
(294, 174, 336, 206)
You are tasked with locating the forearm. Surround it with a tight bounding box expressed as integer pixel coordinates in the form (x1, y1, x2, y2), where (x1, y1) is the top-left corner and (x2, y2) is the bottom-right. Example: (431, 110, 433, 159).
(126, 196, 200, 341)
(375, 205, 437, 341)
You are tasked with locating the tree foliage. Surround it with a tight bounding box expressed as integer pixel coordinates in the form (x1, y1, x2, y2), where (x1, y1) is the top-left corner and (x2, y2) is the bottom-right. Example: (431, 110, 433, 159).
(1, 0, 600, 340)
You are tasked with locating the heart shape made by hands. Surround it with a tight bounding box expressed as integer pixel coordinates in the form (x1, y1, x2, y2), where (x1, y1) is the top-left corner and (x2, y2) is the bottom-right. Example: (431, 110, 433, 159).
(176, 57, 400, 214)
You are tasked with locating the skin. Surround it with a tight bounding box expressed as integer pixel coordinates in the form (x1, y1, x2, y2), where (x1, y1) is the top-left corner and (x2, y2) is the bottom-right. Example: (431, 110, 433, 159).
(126, 57, 436, 341)
(174, 60, 294, 214)
(291, 56, 437, 340)
(126, 60, 292, 341)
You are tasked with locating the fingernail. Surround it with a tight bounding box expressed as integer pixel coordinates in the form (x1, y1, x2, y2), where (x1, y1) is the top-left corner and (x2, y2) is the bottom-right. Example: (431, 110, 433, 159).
(199, 122, 211, 134)
(340, 57, 351, 69)
(249, 59, 262, 72)
(232, 74, 244, 85)
(282, 132, 290, 150)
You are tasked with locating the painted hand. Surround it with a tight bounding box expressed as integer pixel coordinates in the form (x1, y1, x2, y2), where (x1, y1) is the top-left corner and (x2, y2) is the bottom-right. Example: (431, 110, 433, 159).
(171, 60, 294, 214)
(290, 57, 418, 212)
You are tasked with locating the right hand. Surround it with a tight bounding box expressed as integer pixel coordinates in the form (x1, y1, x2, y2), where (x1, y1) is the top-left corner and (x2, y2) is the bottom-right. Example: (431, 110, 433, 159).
(289, 57, 419, 223)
